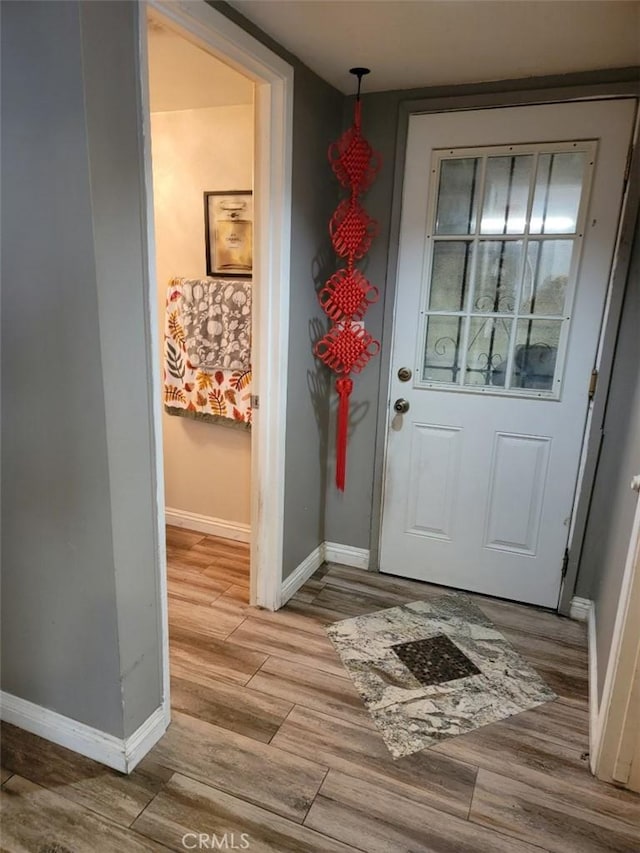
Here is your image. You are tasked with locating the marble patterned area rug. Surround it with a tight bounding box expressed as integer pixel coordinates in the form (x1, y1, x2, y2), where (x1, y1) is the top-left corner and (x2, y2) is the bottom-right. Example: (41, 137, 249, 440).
(327, 593, 556, 759)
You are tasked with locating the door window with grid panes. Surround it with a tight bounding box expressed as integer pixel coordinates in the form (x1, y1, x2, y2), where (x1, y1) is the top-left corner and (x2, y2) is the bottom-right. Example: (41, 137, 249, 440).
(419, 143, 595, 397)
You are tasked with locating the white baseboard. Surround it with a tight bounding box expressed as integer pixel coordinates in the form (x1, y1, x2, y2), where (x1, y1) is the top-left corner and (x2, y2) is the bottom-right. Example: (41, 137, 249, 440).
(268, 540, 371, 609)
(324, 541, 370, 570)
(570, 596, 592, 622)
(587, 601, 600, 773)
(124, 705, 169, 772)
(280, 544, 325, 606)
(0, 692, 168, 774)
(165, 507, 250, 543)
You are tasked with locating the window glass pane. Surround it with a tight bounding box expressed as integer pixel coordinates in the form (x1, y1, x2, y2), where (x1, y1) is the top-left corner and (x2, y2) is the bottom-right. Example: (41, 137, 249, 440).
(429, 242, 473, 311)
(480, 155, 533, 234)
(531, 152, 585, 234)
(435, 158, 479, 235)
(522, 240, 572, 315)
(511, 320, 562, 390)
(472, 240, 522, 313)
(464, 317, 512, 387)
(423, 315, 465, 383)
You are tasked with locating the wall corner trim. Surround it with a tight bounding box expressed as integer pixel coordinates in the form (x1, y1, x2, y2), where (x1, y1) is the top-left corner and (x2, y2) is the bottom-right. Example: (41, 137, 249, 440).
(586, 601, 600, 773)
(281, 540, 371, 607)
(569, 596, 592, 622)
(324, 542, 370, 570)
(165, 508, 251, 543)
(0, 692, 168, 774)
(280, 544, 325, 606)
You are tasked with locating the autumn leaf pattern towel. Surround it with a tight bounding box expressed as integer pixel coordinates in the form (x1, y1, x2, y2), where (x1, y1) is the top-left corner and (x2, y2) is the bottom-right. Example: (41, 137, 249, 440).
(164, 279, 251, 429)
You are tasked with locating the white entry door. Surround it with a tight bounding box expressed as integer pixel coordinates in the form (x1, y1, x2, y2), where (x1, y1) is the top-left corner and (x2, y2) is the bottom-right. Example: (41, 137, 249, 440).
(380, 100, 635, 608)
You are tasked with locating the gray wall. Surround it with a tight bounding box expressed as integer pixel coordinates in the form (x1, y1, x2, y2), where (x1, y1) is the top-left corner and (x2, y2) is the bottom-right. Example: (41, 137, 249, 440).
(577, 212, 640, 701)
(1, 1, 163, 739)
(211, 3, 342, 578)
(282, 64, 342, 577)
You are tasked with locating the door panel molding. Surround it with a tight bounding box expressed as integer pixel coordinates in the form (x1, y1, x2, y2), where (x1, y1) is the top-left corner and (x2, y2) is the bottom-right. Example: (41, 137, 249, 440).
(484, 432, 551, 556)
(405, 423, 462, 540)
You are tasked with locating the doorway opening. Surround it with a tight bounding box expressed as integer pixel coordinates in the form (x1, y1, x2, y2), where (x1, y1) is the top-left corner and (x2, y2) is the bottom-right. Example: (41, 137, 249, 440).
(139, 1, 293, 723)
(147, 7, 254, 679)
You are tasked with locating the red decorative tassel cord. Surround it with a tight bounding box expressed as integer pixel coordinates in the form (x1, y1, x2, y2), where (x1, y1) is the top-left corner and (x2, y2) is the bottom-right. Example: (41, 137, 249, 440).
(335, 377, 353, 491)
(314, 71, 382, 490)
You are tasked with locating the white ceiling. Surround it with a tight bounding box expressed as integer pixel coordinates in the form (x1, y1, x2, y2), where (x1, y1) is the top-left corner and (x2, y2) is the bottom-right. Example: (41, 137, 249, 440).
(147, 16, 253, 111)
(229, 1, 640, 94)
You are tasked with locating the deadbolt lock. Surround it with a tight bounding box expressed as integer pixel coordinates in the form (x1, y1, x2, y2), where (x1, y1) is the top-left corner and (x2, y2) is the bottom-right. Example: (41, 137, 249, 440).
(397, 367, 412, 382)
(393, 398, 410, 414)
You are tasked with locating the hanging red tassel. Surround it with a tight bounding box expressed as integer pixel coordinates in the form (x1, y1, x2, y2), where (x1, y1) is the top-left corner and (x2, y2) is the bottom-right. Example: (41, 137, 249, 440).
(335, 377, 353, 491)
(314, 70, 381, 490)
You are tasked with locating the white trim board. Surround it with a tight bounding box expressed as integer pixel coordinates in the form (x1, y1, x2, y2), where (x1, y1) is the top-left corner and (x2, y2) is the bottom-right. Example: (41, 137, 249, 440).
(0, 692, 167, 774)
(324, 542, 370, 570)
(280, 544, 325, 606)
(136, 7, 172, 762)
(587, 601, 600, 773)
(280, 541, 370, 607)
(591, 490, 640, 782)
(569, 596, 592, 622)
(165, 508, 251, 543)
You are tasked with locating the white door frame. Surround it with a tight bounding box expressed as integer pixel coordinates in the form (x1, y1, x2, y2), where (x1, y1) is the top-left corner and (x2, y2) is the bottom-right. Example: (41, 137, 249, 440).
(591, 483, 640, 786)
(137, 1, 293, 724)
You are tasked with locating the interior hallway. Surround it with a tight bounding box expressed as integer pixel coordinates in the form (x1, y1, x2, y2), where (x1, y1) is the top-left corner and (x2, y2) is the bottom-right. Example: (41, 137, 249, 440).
(1, 527, 639, 852)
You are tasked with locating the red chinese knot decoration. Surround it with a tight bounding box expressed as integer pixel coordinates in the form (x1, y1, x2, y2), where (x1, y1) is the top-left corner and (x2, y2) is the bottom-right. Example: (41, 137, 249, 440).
(314, 70, 382, 490)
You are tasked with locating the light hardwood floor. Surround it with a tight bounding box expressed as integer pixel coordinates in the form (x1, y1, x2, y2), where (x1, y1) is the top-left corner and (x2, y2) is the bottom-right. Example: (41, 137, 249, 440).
(2, 526, 639, 852)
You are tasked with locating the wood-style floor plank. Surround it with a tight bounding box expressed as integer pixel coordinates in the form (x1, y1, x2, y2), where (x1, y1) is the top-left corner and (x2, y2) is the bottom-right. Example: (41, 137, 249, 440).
(495, 695, 589, 752)
(310, 583, 403, 618)
(432, 721, 640, 827)
(167, 597, 245, 642)
(271, 705, 477, 818)
(322, 568, 445, 608)
(469, 595, 587, 648)
(471, 768, 640, 853)
(225, 617, 348, 678)
(166, 548, 217, 570)
(326, 563, 446, 599)
(305, 770, 545, 853)
(148, 711, 327, 823)
(222, 583, 251, 602)
(191, 535, 250, 557)
(133, 772, 358, 853)
(203, 562, 251, 589)
(169, 629, 267, 688)
(167, 580, 226, 606)
(0, 722, 172, 828)
(246, 656, 377, 730)
(166, 563, 232, 602)
(238, 598, 340, 637)
(165, 525, 206, 550)
(170, 674, 293, 743)
(0, 775, 168, 852)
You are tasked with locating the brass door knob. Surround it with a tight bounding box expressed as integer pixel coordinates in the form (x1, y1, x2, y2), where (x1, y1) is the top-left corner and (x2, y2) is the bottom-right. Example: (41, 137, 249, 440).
(393, 398, 410, 414)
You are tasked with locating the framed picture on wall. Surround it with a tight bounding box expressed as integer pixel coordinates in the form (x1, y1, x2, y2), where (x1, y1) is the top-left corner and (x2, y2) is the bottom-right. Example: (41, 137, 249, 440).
(204, 190, 253, 278)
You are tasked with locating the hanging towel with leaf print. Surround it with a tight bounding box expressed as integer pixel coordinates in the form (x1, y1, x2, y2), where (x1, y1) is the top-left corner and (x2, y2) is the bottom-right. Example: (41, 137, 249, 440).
(164, 278, 252, 429)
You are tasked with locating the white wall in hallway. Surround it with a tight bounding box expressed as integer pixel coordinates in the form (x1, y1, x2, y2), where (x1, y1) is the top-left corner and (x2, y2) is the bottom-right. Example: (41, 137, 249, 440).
(151, 103, 254, 524)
